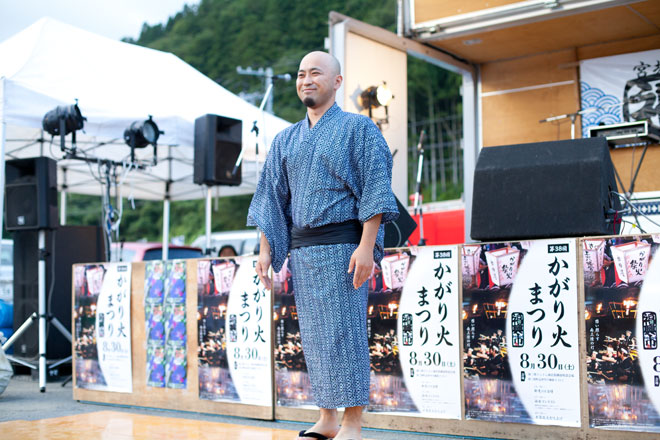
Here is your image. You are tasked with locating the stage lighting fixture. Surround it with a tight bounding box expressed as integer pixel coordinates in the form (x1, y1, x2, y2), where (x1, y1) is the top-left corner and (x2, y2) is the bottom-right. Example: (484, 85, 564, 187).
(360, 82, 394, 129)
(123, 116, 164, 164)
(123, 115, 162, 148)
(42, 103, 86, 136)
(360, 83, 393, 110)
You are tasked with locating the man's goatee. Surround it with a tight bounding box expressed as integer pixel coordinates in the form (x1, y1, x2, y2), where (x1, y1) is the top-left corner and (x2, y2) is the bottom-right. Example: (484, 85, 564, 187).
(303, 97, 316, 107)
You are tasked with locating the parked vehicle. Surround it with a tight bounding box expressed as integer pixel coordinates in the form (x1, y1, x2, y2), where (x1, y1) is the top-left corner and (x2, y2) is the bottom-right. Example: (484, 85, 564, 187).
(0, 239, 13, 304)
(191, 229, 259, 256)
(110, 242, 204, 262)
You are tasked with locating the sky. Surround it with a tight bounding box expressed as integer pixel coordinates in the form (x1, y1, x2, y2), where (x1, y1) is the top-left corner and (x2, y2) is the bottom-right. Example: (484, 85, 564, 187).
(0, 0, 199, 43)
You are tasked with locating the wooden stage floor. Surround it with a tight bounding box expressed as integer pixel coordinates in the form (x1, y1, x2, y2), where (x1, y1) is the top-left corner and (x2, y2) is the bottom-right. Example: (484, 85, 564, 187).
(1, 410, 300, 440)
(0, 410, 379, 440)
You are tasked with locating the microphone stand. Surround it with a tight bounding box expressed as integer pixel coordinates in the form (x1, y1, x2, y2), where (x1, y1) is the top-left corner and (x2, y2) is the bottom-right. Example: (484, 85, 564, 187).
(413, 130, 426, 246)
(232, 83, 274, 178)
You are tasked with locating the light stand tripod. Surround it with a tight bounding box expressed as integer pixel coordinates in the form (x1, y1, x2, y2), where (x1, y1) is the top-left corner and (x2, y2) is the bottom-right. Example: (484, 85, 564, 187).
(413, 130, 427, 246)
(1, 229, 72, 392)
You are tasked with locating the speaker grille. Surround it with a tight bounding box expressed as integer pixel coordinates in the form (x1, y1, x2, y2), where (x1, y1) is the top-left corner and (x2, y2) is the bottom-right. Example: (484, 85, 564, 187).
(194, 114, 242, 186)
(6, 183, 38, 229)
(471, 137, 621, 241)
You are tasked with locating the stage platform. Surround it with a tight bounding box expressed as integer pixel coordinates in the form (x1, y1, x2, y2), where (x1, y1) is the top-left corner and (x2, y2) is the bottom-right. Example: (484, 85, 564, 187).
(0, 375, 479, 440)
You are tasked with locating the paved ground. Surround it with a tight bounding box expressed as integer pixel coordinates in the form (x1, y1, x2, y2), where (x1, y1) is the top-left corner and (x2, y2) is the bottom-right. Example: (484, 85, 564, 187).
(0, 373, 487, 440)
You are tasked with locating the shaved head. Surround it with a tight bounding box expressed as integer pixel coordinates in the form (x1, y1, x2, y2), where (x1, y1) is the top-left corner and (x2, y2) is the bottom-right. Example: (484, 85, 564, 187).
(300, 51, 341, 76)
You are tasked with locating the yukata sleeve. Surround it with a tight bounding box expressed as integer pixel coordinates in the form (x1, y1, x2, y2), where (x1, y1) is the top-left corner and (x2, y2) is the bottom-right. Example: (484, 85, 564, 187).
(356, 122, 399, 225)
(247, 135, 291, 273)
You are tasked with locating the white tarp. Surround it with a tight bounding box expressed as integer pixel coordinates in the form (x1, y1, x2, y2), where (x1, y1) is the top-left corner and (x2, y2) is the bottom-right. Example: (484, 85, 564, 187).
(0, 17, 291, 202)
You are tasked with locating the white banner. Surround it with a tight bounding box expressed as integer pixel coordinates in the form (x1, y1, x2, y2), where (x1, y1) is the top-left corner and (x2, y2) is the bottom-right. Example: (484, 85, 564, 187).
(507, 239, 580, 426)
(398, 246, 461, 419)
(580, 49, 660, 138)
(96, 263, 132, 393)
(226, 256, 272, 406)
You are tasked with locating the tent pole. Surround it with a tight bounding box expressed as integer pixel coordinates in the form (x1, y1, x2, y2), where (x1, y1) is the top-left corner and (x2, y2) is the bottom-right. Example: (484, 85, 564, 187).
(162, 197, 170, 260)
(205, 185, 212, 255)
(0, 78, 6, 250)
(162, 147, 172, 260)
(60, 167, 67, 225)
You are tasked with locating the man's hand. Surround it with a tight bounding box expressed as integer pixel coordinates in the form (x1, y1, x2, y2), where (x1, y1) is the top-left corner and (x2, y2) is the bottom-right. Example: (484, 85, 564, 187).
(255, 234, 272, 290)
(348, 244, 373, 289)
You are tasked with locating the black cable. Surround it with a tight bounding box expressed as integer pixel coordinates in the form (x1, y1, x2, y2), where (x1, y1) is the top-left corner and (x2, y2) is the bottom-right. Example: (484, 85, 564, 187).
(628, 143, 649, 195)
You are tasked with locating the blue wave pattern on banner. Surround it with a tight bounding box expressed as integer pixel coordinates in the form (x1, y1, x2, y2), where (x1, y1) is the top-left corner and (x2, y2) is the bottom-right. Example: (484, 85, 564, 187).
(632, 201, 660, 216)
(580, 81, 622, 138)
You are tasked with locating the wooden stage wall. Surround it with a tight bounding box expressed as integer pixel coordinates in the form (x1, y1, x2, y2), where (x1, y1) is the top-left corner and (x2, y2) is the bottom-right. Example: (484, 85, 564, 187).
(71, 246, 660, 439)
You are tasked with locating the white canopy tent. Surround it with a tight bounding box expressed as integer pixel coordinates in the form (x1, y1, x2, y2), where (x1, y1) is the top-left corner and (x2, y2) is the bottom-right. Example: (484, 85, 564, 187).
(0, 18, 290, 256)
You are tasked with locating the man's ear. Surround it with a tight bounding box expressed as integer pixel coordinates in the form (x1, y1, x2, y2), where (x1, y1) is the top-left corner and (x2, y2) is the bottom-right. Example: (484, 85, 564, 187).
(334, 74, 343, 91)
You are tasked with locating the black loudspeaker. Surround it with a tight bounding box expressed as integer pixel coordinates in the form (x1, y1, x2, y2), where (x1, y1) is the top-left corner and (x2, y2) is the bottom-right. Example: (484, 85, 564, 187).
(193, 114, 242, 186)
(12, 226, 105, 361)
(5, 157, 59, 230)
(471, 137, 621, 241)
(384, 196, 418, 248)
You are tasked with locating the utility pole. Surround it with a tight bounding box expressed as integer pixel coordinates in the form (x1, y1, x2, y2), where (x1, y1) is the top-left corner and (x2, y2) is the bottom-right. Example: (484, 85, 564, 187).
(236, 66, 291, 113)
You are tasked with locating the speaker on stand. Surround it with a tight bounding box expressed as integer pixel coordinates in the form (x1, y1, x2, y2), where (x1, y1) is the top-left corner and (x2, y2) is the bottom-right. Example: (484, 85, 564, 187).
(2, 157, 60, 391)
(193, 114, 243, 255)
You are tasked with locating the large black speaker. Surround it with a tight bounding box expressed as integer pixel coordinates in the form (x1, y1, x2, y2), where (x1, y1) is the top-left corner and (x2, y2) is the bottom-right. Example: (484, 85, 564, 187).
(193, 114, 242, 186)
(384, 196, 418, 248)
(471, 137, 621, 241)
(12, 226, 105, 361)
(5, 157, 58, 230)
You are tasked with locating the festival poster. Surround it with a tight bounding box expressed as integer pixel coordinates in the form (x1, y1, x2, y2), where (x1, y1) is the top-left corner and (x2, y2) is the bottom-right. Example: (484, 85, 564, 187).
(274, 247, 462, 418)
(580, 49, 660, 138)
(584, 234, 660, 432)
(164, 260, 187, 389)
(74, 263, 132, 393)
(392, 246, 462, 418)
(198, 256, 272, 406)
(145, 261, 166, 387)
(463, 239, 580, 426)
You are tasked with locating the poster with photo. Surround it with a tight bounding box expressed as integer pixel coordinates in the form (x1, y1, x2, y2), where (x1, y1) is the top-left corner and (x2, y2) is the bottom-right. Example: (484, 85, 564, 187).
(584, 235, 660, 432)
(274, 247, 462, 419)
(198, 256, 272, 406)
(145, 261, 166, 388)
(144, 260, 188, 389)
(74, 263, 132, 393)
(463, 239, 580, 426)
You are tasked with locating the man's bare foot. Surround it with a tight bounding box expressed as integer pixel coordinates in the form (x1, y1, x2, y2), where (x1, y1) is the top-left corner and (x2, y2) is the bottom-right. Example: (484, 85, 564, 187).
(332, 425, 362, 440)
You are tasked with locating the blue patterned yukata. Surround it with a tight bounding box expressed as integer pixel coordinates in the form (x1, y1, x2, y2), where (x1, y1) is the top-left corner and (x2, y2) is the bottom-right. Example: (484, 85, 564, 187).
(247, 103, 398, 408)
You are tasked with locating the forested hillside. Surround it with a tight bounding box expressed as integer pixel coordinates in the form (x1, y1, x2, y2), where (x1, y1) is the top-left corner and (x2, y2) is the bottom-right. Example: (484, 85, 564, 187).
(126, 0, 397, 122)
(64, 0, 461, 244)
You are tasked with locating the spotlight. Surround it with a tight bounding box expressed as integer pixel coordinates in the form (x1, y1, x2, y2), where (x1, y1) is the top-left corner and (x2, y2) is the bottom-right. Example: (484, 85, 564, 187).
(123, 115, 162, 149)
(361, 83, 393, 109)
(359, 82, 394, 129)
(42, 103, 86, 136)
(42, 103, 86, 152)
(124, 116, 164, 164)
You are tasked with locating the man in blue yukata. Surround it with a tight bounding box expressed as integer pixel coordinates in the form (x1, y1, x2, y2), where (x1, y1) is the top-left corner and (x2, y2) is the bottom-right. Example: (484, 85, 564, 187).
(248, 51, 398, 440)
